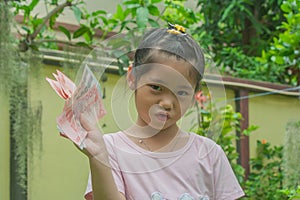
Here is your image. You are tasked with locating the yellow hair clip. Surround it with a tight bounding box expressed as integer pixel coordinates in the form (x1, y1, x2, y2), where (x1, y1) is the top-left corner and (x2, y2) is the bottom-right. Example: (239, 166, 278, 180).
(167, 23, 186, 35)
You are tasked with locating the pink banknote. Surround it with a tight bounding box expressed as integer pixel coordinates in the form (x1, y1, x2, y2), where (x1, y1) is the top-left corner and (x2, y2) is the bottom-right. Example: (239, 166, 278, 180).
(46, 65, 106, 148)
(46, 69, 76, 100)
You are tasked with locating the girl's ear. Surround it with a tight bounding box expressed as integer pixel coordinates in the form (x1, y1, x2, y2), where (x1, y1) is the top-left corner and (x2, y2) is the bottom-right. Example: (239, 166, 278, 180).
(127, 65, 135, 90)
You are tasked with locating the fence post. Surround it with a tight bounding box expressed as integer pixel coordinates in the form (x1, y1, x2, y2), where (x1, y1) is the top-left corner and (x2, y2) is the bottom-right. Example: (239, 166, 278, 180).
(235, 89, 250, 180)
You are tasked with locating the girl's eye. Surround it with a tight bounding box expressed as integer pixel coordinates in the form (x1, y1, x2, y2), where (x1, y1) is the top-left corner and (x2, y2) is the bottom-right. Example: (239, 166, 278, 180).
(177, 90, 189, 96)
(149, 84, 162, 91)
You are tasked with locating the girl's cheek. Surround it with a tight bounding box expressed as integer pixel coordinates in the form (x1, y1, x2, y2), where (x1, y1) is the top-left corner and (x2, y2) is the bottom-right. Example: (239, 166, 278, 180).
(177, 100, 191, 111)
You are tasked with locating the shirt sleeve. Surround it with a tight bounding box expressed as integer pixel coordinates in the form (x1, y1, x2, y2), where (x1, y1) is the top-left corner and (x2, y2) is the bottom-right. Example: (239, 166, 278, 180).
(213, 145, 245, 200)
(84, 134, 125, 199)
(105, 134, 125, 194)
(84, 173, 93, 200)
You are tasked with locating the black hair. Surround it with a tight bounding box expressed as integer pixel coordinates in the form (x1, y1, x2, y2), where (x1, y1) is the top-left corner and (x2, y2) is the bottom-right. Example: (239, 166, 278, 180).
(132, 27, 205, 91)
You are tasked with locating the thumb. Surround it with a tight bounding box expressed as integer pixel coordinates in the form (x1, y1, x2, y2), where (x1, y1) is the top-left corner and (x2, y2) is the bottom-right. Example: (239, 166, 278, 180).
(79, 110, 98, 131)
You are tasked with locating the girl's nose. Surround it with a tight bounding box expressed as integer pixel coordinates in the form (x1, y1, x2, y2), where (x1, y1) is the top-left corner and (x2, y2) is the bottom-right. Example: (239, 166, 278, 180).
(158, 94, 174, 110)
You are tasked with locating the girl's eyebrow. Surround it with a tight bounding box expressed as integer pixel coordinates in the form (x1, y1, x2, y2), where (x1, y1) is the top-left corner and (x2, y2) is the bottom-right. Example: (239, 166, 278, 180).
(147, 77, 165, 84)
(148, 77, 193, 90)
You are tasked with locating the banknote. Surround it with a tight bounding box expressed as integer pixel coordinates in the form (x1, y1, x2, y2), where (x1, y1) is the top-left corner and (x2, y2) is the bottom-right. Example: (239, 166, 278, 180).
(46, 65, 106, 148)
(46, 69, 76, 100)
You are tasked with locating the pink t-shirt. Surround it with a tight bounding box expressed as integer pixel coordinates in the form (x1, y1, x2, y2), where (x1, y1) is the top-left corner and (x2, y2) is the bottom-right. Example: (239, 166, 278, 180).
(85, 132, 244, 200)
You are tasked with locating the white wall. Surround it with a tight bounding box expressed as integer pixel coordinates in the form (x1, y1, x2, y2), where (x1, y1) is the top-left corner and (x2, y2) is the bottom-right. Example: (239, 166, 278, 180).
(26, 0, 198, 24)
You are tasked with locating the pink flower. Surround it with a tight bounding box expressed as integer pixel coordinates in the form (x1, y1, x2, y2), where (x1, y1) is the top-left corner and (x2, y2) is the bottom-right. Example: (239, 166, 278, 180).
(195, 91, 208, 109)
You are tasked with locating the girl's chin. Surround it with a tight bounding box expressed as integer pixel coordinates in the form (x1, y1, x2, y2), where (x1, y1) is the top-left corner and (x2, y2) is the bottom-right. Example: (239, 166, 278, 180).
(148, 122, 176, 132)
(136, 122, 167, 131)
(135, 117, 177, 132)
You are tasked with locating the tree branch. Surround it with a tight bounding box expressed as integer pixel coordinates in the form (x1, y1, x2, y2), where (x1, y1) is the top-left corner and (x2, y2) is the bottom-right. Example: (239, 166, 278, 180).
(33, 39, 93, 50)
(30, 1, 72, 41)
(156, 6, 166, 22)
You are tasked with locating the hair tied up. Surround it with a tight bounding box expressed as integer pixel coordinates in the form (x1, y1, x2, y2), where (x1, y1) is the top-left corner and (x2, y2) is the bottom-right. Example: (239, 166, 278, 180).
(167, 23, 186, 35)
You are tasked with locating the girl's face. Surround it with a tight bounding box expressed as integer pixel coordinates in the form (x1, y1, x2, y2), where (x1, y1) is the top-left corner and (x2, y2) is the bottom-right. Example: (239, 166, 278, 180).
(131, 56, 197, 132)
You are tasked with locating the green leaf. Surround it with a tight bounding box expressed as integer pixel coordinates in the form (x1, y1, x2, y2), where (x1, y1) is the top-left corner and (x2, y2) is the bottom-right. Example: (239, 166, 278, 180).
(31, 15, 43, 28)
(75, 42, 91, 48)
(99, 16, 108, 25)
(73, 26, 90, 39)
(275, 56, 285, 64)
(21, 26, 31, 34)
(148, 18, 160, 27)
(123, 0, 137, 3)
(83, 32, 92, 44)
(91, 10, 107, 17)
(261, 50, 266, 58)
(107, 38, 132, 49)
(243, 125, 259, 136)
(115, 4, 125, 21)
(151, 0, 162, 3)
(49, 14, 58, 29)
(148, 5, 160, 16)
(123, 8, 132, 19)
(123, 0, 140, 8)
(72, 6, 82, 23)
(50, 0, 58, 5)
(29, 44, 39, 51)
(136, 7, 149, 28)
(58, 26, 71, 40)
(274, 43, 284, 50)
(125, 4, 141, 9)
(219, 1, 235, 23)
(281, 2, 291, 13)
(28, 0, 39, 11)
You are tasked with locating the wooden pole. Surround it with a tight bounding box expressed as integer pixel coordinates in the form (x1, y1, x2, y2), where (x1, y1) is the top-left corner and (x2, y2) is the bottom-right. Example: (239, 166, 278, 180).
(235, 89, 250, 179)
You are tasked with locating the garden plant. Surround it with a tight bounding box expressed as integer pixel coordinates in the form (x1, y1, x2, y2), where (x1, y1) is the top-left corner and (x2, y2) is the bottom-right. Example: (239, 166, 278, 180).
(193, 92, 300, 199)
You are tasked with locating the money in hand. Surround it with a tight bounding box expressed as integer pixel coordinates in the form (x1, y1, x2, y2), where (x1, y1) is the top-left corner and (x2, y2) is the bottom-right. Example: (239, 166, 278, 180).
(46, 65, 106, 148)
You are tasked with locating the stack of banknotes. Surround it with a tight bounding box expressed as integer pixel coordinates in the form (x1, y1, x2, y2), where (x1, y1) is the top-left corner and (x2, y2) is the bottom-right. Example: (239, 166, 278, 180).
(46, 65, 106, 149)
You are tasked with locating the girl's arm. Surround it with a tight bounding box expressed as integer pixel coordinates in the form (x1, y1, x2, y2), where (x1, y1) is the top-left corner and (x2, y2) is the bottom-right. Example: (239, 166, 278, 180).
(79, 112, 126, 200)
(87, 133, 125, 199)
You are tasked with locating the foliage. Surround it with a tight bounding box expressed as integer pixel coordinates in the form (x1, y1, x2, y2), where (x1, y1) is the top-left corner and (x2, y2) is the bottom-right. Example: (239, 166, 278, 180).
(216, 47, 264, 81)
(241, 140, 286, 199)
(195, 0, 300, 86)
(283, 121, 300, 189)
(195, 0, 284, 55)
(241, 132, 300, 200)
(256, 0, 300, 86)
(242, 132, 300, 199)
(162, 0, 201, 28)
(242, 120, 300, 199)
(191, 92, 300, 199)
(0, 1, 16, 91)
(118, 0, 162, 29)
(0, 1, 43, 194)
(9, 0, 300, 85)
(12, 0, 84, 51)
(191, 96, 249, 184)
(7, 0, 291, 84)
(118, 0, 299, 86)
(217, 46, 288, 83)
(280, 186, 300, 199)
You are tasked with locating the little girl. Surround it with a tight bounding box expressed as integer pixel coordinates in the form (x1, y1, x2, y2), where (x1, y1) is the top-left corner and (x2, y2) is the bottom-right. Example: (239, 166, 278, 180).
(79, 24, 244, 200)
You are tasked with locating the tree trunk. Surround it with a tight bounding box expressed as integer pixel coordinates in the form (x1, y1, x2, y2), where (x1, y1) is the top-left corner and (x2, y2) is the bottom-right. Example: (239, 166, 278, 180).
(242, 5, 258, 56)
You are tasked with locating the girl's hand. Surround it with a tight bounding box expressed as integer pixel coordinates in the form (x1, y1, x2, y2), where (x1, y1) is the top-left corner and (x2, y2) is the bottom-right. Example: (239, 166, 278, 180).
(76, 109, 107, 162)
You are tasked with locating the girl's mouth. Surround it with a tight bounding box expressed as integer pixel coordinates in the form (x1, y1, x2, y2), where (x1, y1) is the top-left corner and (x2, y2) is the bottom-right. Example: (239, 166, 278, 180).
(155, 113, 169, 121)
